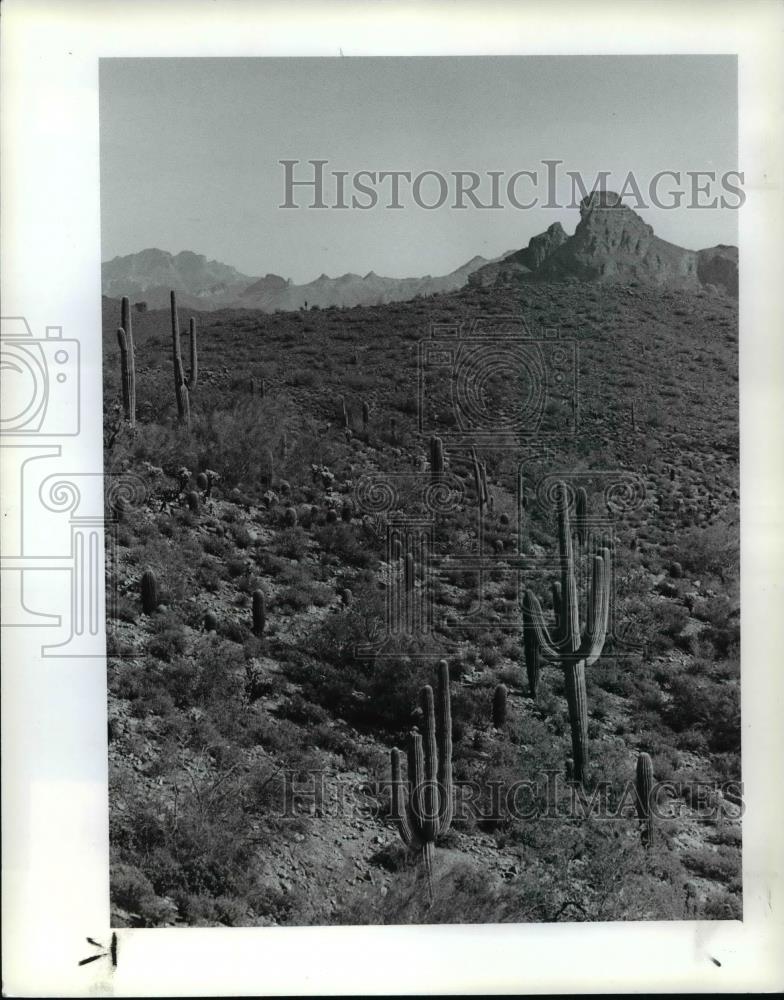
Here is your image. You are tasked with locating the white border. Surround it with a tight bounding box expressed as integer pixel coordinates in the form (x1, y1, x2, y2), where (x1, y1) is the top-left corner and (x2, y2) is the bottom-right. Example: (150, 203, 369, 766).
(2, 0, 783, 995)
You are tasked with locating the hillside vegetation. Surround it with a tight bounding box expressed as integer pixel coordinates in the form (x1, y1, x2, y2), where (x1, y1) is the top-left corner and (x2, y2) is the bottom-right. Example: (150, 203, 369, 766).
(104, 267, 740, 927)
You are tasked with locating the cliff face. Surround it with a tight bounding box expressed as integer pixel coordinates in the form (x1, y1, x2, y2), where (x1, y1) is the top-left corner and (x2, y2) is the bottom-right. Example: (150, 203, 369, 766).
(470, 192, 738, 297)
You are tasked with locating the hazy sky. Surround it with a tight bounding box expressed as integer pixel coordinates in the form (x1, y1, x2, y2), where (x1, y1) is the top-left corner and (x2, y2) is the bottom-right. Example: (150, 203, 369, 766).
(100, 56, 738, 282)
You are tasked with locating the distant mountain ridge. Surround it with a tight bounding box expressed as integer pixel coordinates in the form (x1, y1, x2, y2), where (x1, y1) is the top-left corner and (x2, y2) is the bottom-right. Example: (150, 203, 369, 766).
(103, 198, 738, 311)
(101, 249, 505, 312)
(470, 192, 738, 296)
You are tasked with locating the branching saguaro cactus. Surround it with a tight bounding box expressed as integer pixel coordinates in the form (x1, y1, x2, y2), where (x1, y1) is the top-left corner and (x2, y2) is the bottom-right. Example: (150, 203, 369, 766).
(170, 291, 190, 426)
(635, 752, 655, 848)
(252, 589, 266, 635)
(390, 659, 453, 903)
(523, 481, 611, 785)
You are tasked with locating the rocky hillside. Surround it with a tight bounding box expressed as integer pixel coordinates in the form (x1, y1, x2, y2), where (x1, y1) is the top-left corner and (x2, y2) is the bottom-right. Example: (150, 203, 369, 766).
(471, 192, 738, 297)
(104, 266, 740, 928)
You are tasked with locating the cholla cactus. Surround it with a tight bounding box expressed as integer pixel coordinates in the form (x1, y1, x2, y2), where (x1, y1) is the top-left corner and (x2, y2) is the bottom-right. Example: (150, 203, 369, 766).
(522, 481, 611, 785)
(390, 660, 453, 903)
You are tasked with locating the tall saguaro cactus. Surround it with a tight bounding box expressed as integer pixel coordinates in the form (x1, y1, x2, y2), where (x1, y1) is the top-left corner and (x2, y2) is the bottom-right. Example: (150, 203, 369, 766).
(170, 291, 190, 426)
(187, 317, 199, 391)
(390, 659, 453, 903)
(118, 296, 137, 426)
(117, 327, 136, 427)
(523, 481, 611, 785)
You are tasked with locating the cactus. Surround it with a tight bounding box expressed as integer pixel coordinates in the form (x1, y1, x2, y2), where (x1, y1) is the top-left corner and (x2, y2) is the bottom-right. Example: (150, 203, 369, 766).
(326, 507, 338, 524)
(141, 569, 158, 614)
(196, 471, 209, 492)
(170, 291, 190, 426)
(575, 486, 588, 546)
(470, 446, 490, 514)
(492, 683, 508, 729)
(261, 448, 274, 488)
(204, 611, 218, 632)
(187, 317, 199, 391)
(404, 551, 415, 593)
(116, 328, 136, 427)
(186, 490, 200, 513)
(283, 506, 298, 527)
(340, 587, 352, 606)
(390, 416, 397, 444)
(635, 752, 655, 847)
(341, 500, 353, 523)
(631, 400, 637, 432)
(252, 590, 266, 635)
(362, 399, 370, 431)
(118, 296, 136, 426)
(430, 436, 445, 483)
(390, 659, 453, 902)
(339, 395, 349, 429)
(521, 592, 540, 698)
(522, 481, 611, 785)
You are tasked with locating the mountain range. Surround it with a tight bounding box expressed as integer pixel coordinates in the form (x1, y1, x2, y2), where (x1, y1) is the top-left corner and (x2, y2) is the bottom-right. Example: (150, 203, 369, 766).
(102, 193, 738, 311)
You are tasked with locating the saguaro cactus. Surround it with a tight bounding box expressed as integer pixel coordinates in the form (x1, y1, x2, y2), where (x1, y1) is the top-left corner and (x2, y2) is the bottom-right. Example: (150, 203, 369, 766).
(492, 683, 508, 729)
(470, 446, 490, 514)
(390, 659, 453, 902)
(118, 296, 137, 426)
(575, 486, 588, 546)
(635, 752, 655, 847)
(116, 327, 136, 427)
(362, 399, 370, 431)
(430, 436, 444, 483)
(252, 589, 266, 635)
(523, 481, 611, 785)
(141, 569, 158, 614)
(187, 317, 199, 391)
(170, 291, 190, 426)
